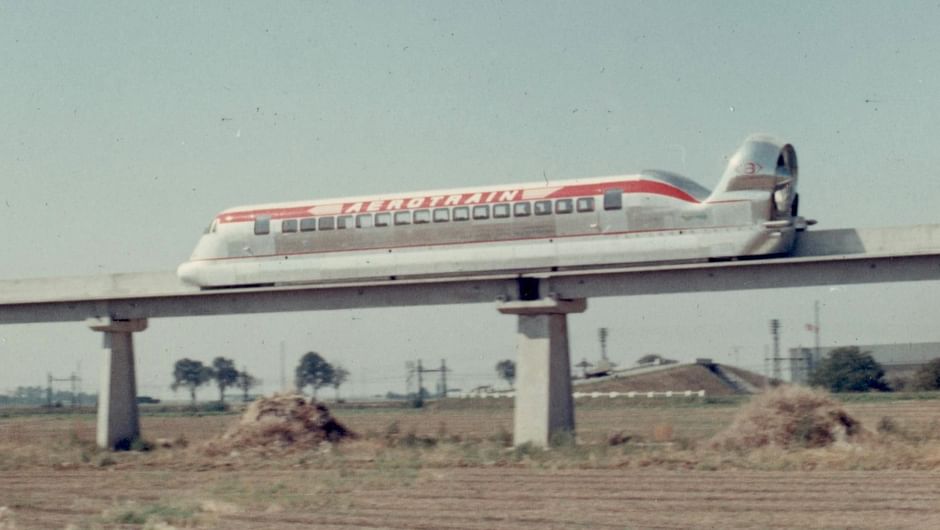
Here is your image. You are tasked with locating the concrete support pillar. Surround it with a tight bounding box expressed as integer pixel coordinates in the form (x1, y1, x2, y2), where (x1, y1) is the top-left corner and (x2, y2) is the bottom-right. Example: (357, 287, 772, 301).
(87, 317, 148, 450)
(498, 298, 586, 447)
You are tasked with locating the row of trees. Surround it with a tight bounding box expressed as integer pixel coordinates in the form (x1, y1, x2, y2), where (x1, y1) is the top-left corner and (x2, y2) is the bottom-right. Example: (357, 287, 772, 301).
(171, 357, 258, 405)
(171, 351, 351, 404)
(170, 347, 940, 403)
(809, 347, 940, 392)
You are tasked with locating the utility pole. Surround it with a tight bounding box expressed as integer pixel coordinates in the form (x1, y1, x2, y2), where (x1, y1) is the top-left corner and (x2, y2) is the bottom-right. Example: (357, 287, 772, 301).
(279, 341, 287, 392)
(813, 300, 821, 374)
(416, 359, 425, 407)
(770, 319, 782, 382)
(405, 361, 415, 397)
(440, 359, 448, 398)
(763, 345, 770, 387)
(598, 327, 609, 361)
(69, 372, 78, 407)
(76, 361, 83, 406)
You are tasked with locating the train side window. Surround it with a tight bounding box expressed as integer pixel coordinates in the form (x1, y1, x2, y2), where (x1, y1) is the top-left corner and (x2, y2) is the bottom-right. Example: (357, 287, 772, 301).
(453, 206, 470, 221)
(336, 215, 352, 229)
(493, 203, 510, 218)
(534, 200, 552, 215)
(513, 202, 531, 217)
(414, 209, 431, 224)
(555, 199, 573, 214)
(300, 218, 317, 232)
(433, 208, 450, 222)
(375, 212, 391, 227)
(318, 217, 335, 231)
(472, 205, 490, 220)
(604, 189, 623, 210)
(281, 219, 298, 233)
(254, 215, 271, 235)
(577, 197, 595, 212)
(356, 214, 373, 228)
(394, 211, 411, 225)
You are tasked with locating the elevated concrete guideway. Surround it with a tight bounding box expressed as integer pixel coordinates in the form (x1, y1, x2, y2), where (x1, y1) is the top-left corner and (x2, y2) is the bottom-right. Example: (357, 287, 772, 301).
(2, 224, 940, 448)
(3, 224, 940, 323)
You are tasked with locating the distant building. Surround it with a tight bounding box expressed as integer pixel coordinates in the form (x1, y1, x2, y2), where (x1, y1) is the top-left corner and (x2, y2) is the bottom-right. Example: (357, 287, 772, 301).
(789, 342, 940, 385)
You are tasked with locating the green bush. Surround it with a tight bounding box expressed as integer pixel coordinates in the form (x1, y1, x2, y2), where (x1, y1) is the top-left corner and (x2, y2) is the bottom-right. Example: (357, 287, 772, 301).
(910, 358, 940, 391)
(809, 347, 889, 392)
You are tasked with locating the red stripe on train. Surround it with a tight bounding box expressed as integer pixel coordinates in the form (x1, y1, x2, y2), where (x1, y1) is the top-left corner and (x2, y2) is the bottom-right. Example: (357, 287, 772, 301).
(544, 180, 698, 203)
(217, 179, 699, 224)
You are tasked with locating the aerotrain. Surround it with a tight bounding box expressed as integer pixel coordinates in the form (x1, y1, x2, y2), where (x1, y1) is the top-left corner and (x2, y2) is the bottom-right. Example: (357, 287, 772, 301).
(177, 135, 810, 288)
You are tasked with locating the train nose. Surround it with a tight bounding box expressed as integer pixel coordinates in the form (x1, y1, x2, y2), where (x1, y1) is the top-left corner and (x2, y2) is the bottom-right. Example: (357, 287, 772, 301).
(176, 261, 202, 286)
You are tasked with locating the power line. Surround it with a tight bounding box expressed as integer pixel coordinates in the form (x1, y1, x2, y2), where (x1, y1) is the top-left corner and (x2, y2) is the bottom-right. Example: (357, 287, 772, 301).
(46, 371, 82, 407)
(405, 358, 452, 406)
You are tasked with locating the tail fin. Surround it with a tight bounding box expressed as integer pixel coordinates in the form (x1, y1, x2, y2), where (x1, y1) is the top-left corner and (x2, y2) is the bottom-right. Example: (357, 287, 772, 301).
(710, 135, 799, 217)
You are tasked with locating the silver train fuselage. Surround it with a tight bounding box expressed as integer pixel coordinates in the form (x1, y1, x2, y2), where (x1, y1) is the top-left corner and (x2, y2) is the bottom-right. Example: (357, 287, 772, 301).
(178, 136, 805, 288)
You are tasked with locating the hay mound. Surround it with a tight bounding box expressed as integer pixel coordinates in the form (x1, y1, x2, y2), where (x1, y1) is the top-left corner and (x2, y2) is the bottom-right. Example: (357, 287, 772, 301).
(206, 394, 354, 454)
(710, 386, 864, 451)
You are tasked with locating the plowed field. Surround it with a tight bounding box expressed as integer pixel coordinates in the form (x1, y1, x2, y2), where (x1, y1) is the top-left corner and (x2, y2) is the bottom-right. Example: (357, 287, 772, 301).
(2, 397, 940, 529)
(3, 467, 940, 529)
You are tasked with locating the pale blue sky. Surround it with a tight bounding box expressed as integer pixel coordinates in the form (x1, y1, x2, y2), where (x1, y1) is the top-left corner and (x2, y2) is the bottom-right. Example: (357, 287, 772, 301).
(2, 1, 939, 398)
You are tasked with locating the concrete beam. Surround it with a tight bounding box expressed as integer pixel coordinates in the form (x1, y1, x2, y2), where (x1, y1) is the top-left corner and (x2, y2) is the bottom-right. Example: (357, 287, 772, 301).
(1, 225, 939, 325)
(499, 298, 586, 447)
(88, 317, 147, 450)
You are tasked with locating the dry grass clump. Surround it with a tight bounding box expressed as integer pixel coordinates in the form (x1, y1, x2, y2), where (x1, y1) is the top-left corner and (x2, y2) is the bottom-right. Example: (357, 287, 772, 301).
(203, 394, 354, 455)
(710, 386, 865, 451)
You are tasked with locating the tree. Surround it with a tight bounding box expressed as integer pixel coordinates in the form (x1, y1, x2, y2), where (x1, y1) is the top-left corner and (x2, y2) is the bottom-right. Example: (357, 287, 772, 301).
(910, 358, 940, 391)
(295, 351, 335, 399)
(809, 346, 889, 392)
(636, 354, 676, 366)
(236, 368, 260, 402)
(496, 360, 516, 389)
(331, 364, 350, 401)
(171, 358, 212, 405)
(575, 358, 594, 378)
(210, 356, 239, 403)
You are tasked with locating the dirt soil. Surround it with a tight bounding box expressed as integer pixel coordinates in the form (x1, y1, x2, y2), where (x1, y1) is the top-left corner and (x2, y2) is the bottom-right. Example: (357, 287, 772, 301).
(3, 397, 940, 529)
(3, 467, 940, 529)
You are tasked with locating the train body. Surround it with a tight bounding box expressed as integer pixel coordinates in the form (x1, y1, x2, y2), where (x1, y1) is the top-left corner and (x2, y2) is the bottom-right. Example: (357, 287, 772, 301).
(178, 135, 808, 288)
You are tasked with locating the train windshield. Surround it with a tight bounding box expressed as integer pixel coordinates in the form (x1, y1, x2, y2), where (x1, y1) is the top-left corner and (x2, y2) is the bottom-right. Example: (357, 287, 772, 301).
(641, 170, 712, 201)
